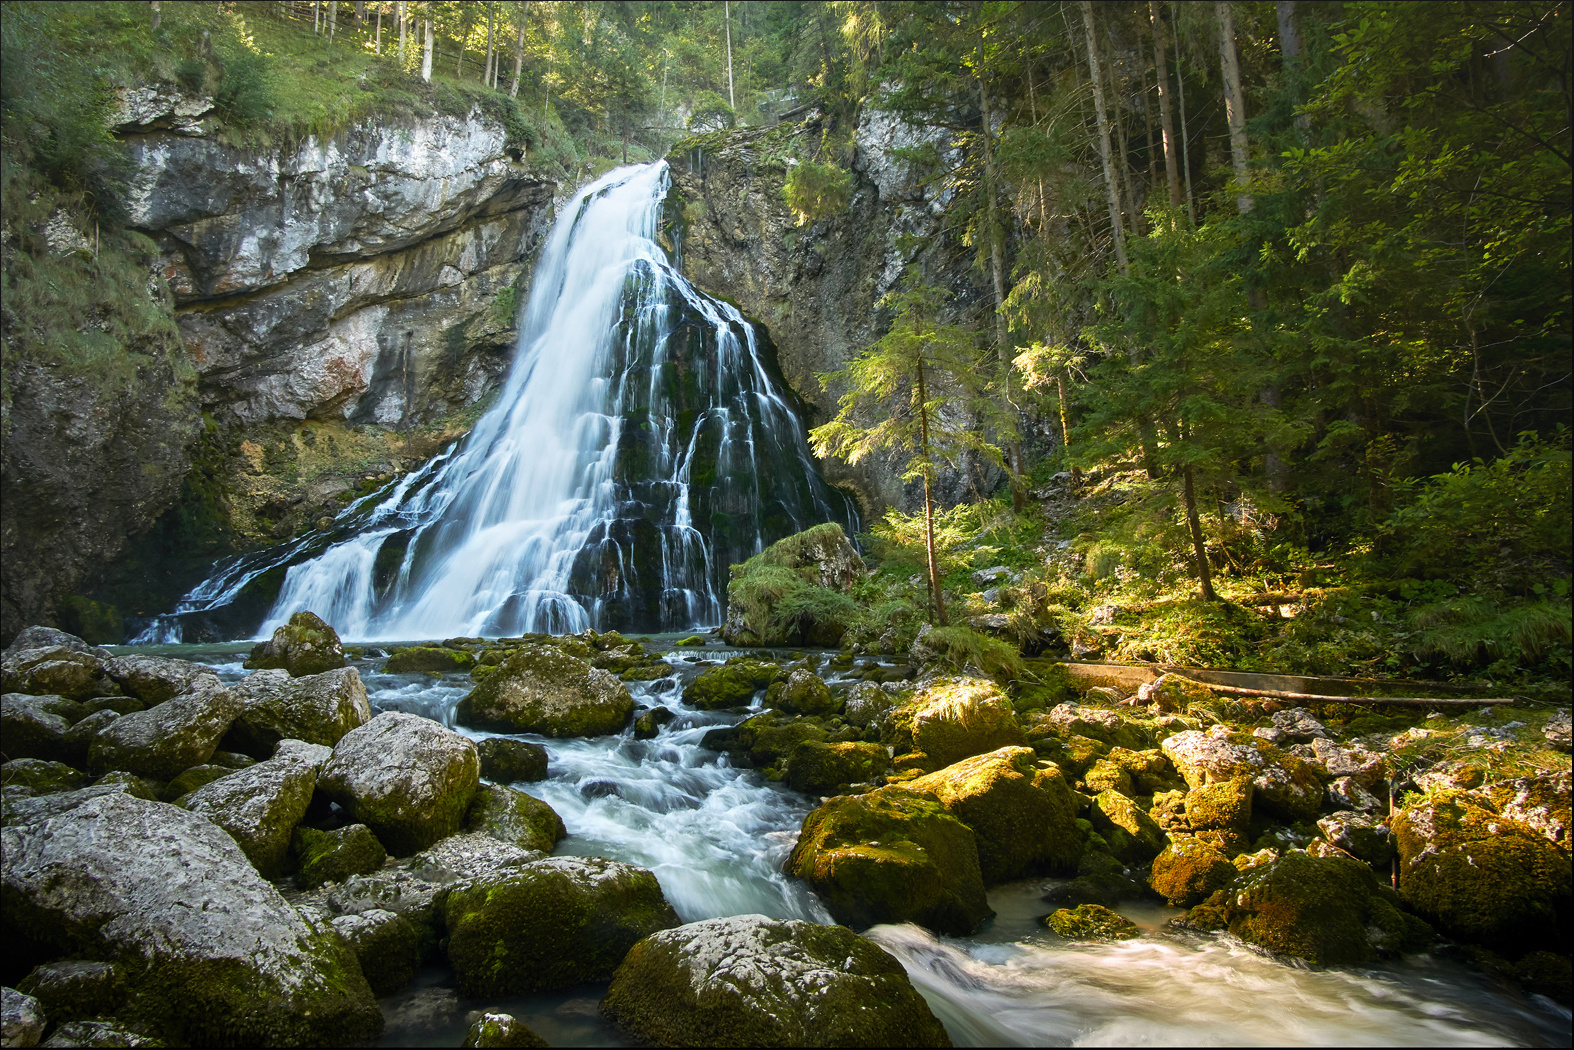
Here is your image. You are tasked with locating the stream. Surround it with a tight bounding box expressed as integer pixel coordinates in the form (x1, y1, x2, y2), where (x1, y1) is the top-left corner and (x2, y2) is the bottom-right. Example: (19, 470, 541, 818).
(122, 638, 1571, 1048)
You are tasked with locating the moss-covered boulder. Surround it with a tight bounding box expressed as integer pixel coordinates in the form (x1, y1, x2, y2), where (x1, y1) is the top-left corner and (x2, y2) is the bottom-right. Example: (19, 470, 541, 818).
(384, 646, 477, 674)
(15, 960, 124, 1030)
(721, 523, 865, 647)
(226, 666, 371, 756)
(1317, 811, 1395, 867)
(2, 692, 84, 762)
(785, 785, 992, 935)
(844, 681, 900, 728)
(465, 783, 565, 854)
(86, 676, 242, 782)
(160, 763, 234, 801)
(731, 710, 830, 767)
(180, 739, 332, 879)
(317, 712, 480, 856)
(1150, 836, 1236, 907)
(681, 659, 784, 710)
(1201, 849, 1433, 964)
(1160, 729, 1324, 823)
(891, 678, 1024, 769)
(783, 741, 888, 795)
(600, 914, 951, 1048)
(455, 645, 634, 737)
(1392, 789, 1572, 952)
(1045, 904, 1140, 941)
(909, 746, 1083, 882)
(102, 655, 213, 706)
(443, 856, 681, 996)
(633, 706, 676, 738)
(775, 668, 840, 716)
(1487, 771, 1571, 852)
(1, 789, 381, 1045)
(1, 759, 87, 796)
(244, 611, 347, 677)
(1089, 790, 1167, 865)
(1186, 777, 1253, 834)
(2, 646, 120, 703)
(476, 737, 549, 783)
(463, 1012, 549, 1048)
(293, 824, 388, 890)
(1041, 703, 1150, 751)
(1041, 845, 1147, 909)
(329, 907, 428, 997)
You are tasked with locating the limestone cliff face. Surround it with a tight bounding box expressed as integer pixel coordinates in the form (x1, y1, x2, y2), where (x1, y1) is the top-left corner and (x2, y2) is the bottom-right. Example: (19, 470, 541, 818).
(1, 90, 555, 642)
(667, 107, 1002, 517)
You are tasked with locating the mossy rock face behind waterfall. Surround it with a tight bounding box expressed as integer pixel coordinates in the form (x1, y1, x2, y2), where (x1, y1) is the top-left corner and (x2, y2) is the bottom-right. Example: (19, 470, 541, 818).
(456, 645, 634, 737)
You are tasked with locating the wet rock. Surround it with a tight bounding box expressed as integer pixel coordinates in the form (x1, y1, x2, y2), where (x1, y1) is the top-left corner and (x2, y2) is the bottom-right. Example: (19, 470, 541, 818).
(444, 856, 681, 996)
(226, 666, 371, 755)
(774, 668, 839, 716)
(159, 764, 233, 801)
(1, 695, 81, 762)
(384, 647, 477, 674)
(1045, 904, 1140, 942)
(601, 914, 950, 1048)
(293, 823, 388, 890)
(2, 987, 45, 1048)
(318, 713, 479, 856)
(1, 760, 87, 797)
(786, 785, 992, 935)
(85, 676, 241, 781)
(456, 646, 634, 737)
(783, 741, 888, 795)
(909, 747, 1083, 881)
(1, 790, 381, 1045)
(844, 681, 899, 728)
(1042, 847, 1146, 909)
(730, 710, 830, 768)
(1160, 730, 1324, 823)
(1197, 849, 1432, 965)
(464, 783, 565, 854)
(463, 1012, 548, 1048)
(15, 962, 123, 1029)
(244, 612, 347, 677)
(180, 739, 332, 878)
(1317, 811, 1395, 866)
(1150, 836, 1235, 907)
(476, 738, 549, 783)
(681, 659, 784, 710)
(102, 656, 212, 706)
(1487, 771, 1571, 852)
(1392, 788, 1571, 952)
(892, 679, 1023, 769)
(1089, 790, 1166, 865)
(329, 908, 427, 997)
(633, 706, 675, 739)
(2, 648, 120, 704)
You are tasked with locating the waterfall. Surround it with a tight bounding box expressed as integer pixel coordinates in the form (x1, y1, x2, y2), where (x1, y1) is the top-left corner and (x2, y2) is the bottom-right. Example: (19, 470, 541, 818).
(138, 162, 852, 643)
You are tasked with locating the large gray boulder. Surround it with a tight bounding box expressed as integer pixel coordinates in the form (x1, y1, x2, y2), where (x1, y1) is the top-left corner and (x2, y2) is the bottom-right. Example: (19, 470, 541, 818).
(226, 666, 370, 755)
(102, 655, 215, 706)
(317, 713, 479, 855)
(455, 645, 633, 737)
(86, 675, 239, 781)
(3, 628, 107, 660)
(180, 739, 333, 879)
(600, 914, 952, 1048)
(1160, 728, 1325, 823)
(1, 789, 381, 1045)
(2, 986, 45, 1048)
(1, 647, 119, 703)
(1, 694, 81, 762)
(464, 783, 565, 854)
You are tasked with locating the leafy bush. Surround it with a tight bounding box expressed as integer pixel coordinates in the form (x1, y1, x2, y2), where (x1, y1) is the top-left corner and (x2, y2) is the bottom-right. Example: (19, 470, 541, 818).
(920, 624, 1024, 679)
(783, 159, 852, 226)
(214, 48, 272, 126)
(686, 90, 735, 133)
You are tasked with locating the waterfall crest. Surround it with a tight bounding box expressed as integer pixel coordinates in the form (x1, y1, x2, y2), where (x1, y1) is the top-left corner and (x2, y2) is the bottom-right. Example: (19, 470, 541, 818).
(139, 162, 852, 643)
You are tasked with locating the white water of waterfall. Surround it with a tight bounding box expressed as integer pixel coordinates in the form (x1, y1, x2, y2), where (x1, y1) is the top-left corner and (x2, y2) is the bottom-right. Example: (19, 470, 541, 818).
(137, 162, 849, 644)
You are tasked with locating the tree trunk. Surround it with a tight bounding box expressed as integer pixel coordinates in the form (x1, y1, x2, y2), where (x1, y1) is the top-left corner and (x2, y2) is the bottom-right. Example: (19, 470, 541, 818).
(398, 1, 406, 62)
(1150, 0, 1183, 209)
(375, 1, 381, 53)
(327, 0, 337, 42)
(916, 357, 948, 627)
(151, 1, 161, 31)
(354, 2, 364, 27)
(314, 0, 320, 34)
(509, 2, 527, 98)
(724, 0, 736, 110)
(1216, 0, 1253, 213)
(1080, 1, 1129, 275)
(1182, 464, 1219, 601)
(484, 2, 496, 88)
(1172, 2, 1197, 225)
(422, 17, 433, 81)
(1276, 1, 1311, 139)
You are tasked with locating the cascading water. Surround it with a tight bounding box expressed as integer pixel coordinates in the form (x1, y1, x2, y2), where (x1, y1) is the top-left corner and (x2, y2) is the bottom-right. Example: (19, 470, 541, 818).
(137, 162, 852, 643)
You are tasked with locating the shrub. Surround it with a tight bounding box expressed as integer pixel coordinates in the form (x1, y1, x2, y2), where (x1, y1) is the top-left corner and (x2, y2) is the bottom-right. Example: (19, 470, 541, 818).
(215, 48, 273, 126)
(783, 158, 852, 226)
(686, 90, 734, 133)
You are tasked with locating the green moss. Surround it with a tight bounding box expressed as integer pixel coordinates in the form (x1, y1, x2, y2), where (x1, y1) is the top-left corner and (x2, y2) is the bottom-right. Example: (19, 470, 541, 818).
(1089, 790, 1166, 866)
(244, 611, 346, 676)
(455, 645, 634, 737)
(734, 711, 831, 767)
(1, 759, 88, 795)
(465, 784, 565, 854)
(676, 635, 707, 646)
(1185, 778, 1253, 833)
(384, 646, 477, 673)
(724, 524, 864, 646)
(1149, 836, 1236, 907)
(1045, 903, 1140, 941)
(892, 679, 1024, 769)
(783, 741, 888, 795)
(293, 824, 387, 890)
(681, 659, 784, 709)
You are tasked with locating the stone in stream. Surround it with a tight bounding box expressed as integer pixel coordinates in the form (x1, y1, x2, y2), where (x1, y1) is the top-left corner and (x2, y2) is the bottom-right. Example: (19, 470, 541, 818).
(464, 782, 566, 854)
(783, 740, 888, 795)
(455, 645, 634, 737)
(1149, 836, 1236, 907)
(443, 856, 680, 996)
(476, 737, 549, 783)
(85, 675, 241, 781)
(786, 785, 992, 935)
(316, 712, 480, 856)
(224, 665, 372, 755)
(1, 788, 381, 1045)
(330, 908, 429, 997)
(601, 914, 951, 1047)
(179, 739, 333, 879)
(888, 678, 1024, 770)
(1088, 789, 1167, 866)
(463, 1012, 549, 1048)
(681, 658, 784, 710)
(383, 646, 477, 673)
(244, 611, 347, 676)
(633, 705, 675, 739)
(1045, 904, 1140, 942)
(908, 746, 1084, 882)
(773, 667, 840, 716)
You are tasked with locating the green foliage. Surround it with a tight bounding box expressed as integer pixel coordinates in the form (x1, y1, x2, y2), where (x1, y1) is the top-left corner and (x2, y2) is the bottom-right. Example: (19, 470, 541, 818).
(213, 47, 273, 127)
(921, 624, 1023, 679)
(686, 90, 735, 132)
(782, 159, 852, 226)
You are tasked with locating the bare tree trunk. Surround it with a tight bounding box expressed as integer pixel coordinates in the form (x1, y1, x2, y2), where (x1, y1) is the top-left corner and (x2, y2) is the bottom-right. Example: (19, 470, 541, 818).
(1172, 2, 1197, 224)
(1183, 463, 1219, 601)
(422, 16, 433, 81)
(916, 357, 948, 627)
(484, 2, 496, 88)
(314, 0, 321, 34)
(354, 1, 364, 27)
(1276, 0, 1311, 138)
(327, 0, 337, 42)
(1080, 1, 1128, 275)
(1216, 0, 1252, 213)
(375, 1, 381, 53)
(1150, 0, 1183, 209)
(509, 1, 528, 98)
(151, 0, 161, 31)
(398, 0, 406, 63)
(724, 0, 736, 110)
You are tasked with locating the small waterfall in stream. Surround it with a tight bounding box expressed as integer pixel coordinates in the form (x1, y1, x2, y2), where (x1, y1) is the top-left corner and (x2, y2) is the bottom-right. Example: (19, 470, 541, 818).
(137, 162, 853, 643)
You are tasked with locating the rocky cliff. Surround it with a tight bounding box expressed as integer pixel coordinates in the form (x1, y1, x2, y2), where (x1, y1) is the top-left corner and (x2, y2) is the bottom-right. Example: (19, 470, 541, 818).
(1, 88, 555, 643)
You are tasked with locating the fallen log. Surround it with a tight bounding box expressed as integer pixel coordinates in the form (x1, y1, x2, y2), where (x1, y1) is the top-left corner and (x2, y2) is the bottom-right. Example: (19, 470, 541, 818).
(1173, 678, 1517, 707)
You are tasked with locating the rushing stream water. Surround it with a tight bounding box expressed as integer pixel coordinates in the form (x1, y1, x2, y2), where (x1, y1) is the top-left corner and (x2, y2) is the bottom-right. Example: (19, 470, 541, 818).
(132, 641, 1569, 1048)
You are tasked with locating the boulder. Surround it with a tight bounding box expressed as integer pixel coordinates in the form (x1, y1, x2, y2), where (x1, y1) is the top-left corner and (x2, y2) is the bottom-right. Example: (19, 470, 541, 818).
(244, 611, 347, 677)
(1198, 849, 1433, 964)
(86, 676, 240, 781)
(1160, 729, 1324, 823)
(2, 648, 119, 703)
(317, 713, 480, 856)
(2, 987, 45, 1048)
(1184, 778, 1253, 834)
(633, 706, 675, 739)
(37, 1019, 161, 1046)
(1089, 790, 1166, 865)
(225, 667, 371, 756)
(722, 524, 864, 646)
(464, 783, 565, 854)
(384, 647, 477, 674)
(456, 646, 634, 737)
(1, 790, 380, 1045)
(1316, 811, 1394, 867)
(893, 679, 1023, 769)
(782, 741, 887, 795)
(61, 711, 121, 766)
(180, 739, 332, 879)
(1044, 904, 1139, 941)
(1487, 771, 1571, 852)
(1391, 788, 1571, 951)
(476, 738, 549, 783)
(443, 856, 680, 996)
(844, 681, 899, 728)
(1, 760, 87, 797)
(775, 669, 839, 716)
(600, 914, 950, 1048)
(1149, 836, 1235, 907)
(1041, 703, 1149, 751)
(161, 764, 234, 801)
(463, 1012, 549, 1048)
(15, 961, 123, 1029)
(1, 694, 81, 762)
(3, 628, 106, 659)
(328, 908, 427, 997)
(681, 659, 783, 710)
(292, 824, 388, 890)
(102, 656, 213, 706)
(909, 747, 1083, 881)
(785, 786, 992, 935)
